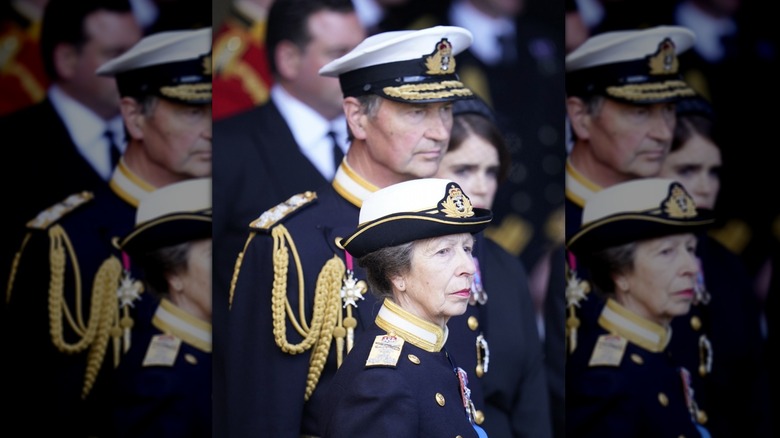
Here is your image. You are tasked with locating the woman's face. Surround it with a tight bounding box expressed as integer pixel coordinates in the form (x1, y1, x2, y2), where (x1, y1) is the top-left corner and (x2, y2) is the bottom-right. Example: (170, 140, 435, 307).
(393, 233, 476, 327)
(435, 133, 500, 209)
(660, 133, 722, 210)
(168, 239, 212, 322)
(613, 233, 699, 326)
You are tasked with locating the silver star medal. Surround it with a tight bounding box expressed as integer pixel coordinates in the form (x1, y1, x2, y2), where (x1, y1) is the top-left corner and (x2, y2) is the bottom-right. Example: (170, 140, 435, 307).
(117, 271, 144, 308)
(565, 271, 590, 308)
(340, 270, 366, 308)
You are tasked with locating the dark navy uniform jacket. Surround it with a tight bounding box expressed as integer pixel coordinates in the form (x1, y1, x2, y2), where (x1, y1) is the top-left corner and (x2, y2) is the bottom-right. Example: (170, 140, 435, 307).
(2, 163, 157, 436)
(566, 299, 705, 438)
(321, 300, 480, 438)
(477, 237, 553, 438)
(110, 299, 212, 438)
(667, 234, 772, 437)
(219, 165, 488, 437)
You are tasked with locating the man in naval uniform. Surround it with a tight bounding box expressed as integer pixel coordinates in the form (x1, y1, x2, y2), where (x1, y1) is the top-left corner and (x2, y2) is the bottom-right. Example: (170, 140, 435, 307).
(2, 27, 211, 437)
(562, 25, 697, 353)
(217, 26, 492, 438)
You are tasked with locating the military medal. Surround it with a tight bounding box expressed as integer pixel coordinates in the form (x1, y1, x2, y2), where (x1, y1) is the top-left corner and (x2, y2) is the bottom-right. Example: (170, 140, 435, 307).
(475, 334, 489, 377)
(565, 251, 590, 353)
(116, 252, 143, 352)
(693, 257, 711, 305)
(469, 257, 488, 305)
(340, 252, 367, 353)
(455, 367, 477, 424)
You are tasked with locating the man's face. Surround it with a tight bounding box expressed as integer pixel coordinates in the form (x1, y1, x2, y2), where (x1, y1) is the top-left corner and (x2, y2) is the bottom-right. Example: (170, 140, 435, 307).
(138, 99, 212, 180)
(586, 98, 676, 181)
(287, 9, 365, 119)
(69, 10, 142, 118)
(361, 99, 454, 182)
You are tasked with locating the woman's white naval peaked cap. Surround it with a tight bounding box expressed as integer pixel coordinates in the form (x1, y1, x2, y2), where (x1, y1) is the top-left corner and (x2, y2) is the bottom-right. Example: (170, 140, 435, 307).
(566, 25, 697, 104)
(319, 25, 475, 103)
(119, 178, 212, 255)
(339, 178, 492, 258)
(96, 27, 212, 104)
(566, 178, 714, 257)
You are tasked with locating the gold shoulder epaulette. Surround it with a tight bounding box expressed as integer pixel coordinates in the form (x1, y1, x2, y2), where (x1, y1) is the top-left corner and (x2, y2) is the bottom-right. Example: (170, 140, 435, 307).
(588, 334, 627, 367)
(26, 191, 94, 230)
(250, 191, 317, 230)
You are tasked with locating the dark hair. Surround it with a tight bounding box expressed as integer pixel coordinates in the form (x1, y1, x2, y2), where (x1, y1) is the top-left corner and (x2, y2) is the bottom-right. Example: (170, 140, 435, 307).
(135, 241, 192, 298)
(580, 241, 637, 297)
(266, 0, 355, 75)
(449, 112, 511, 183)
(40, 0, 133, 81)
(671, 96, 720, 153)
(357, 241, 415, 301)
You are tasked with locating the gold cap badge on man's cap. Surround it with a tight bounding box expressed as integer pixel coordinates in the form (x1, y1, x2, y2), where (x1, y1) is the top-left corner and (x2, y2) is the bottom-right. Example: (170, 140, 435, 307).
(566, 25, 696, 104)
(319, 26, 474, 103)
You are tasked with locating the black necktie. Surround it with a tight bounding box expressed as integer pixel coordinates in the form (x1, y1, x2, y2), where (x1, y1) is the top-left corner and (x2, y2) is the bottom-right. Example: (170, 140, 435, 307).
(105, 129, 121, 169)
(328, 130, 343, 171)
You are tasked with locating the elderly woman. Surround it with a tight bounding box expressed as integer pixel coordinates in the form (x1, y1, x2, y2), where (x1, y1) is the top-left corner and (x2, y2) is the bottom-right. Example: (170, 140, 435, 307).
(110, 178, 212, 438)
(321, 178, 493, 438)
(565, 178, 713, 438)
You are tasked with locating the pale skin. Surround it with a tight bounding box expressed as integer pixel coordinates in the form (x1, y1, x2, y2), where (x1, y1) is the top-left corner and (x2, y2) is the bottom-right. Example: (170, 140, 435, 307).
(660, 133, 722, 210)
(167, 239, 213, 322)
(121, 97, 212, 187)
(435, 133, 500, 209)
(568, 97, 676, 187)
(53, 9, 142, 120)
(345, 97, 454, 188)
(613, 234, 699, 326)
(390, 233, 476, 329)
(275, 9, 366, 119)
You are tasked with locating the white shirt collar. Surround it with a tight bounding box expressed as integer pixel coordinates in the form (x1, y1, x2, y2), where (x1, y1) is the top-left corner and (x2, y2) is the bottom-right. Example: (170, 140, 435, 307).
(271, 84, 348, 179)
(48, 85, 125, 180)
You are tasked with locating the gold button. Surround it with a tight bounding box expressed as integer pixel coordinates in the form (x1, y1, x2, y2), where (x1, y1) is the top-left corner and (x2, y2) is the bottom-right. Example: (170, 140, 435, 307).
(185, 354, 198, 365)
(476, 364, 484, 378)
(468, 316, 479, 331)
(690, 316, 702, 331)
(435, 393, 445, 406)
(475, 410, 485, 425)
(697, 409, 708, 424)
(407, 354, 420, 365)
(658, 392, 668, 406)
(630, 354, 643, 365)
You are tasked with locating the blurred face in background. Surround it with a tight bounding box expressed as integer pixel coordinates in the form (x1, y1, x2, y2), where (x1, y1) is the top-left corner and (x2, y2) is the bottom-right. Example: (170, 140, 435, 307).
(58, 9, 142, 119)
(436, 131, 500, 209)
(660, 133, 722, 210)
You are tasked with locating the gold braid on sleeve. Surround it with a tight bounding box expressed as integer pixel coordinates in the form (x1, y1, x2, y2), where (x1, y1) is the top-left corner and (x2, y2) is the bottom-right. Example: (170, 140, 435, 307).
(269, 225, 344, 400)
(228, 231, 257, 310)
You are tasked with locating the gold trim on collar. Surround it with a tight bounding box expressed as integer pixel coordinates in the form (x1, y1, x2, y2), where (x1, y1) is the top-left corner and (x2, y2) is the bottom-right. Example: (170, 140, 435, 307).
(565, 158, 602, 208)
(332, 160, 379, 208)
(598, 298, 670, 353)
(108, 160, 155, 208)
(375, 299, 446, 352)
(152, 298, 212, 353)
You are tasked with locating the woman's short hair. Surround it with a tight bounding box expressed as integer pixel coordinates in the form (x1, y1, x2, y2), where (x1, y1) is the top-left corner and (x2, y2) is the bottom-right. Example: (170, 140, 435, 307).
(581, 241, 637, 297)
(357, 241, 415, 300)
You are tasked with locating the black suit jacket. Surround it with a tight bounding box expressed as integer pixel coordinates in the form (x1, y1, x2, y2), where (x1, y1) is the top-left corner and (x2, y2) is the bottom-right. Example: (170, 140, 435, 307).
(1, 98, 108, 299)
(211, 100, 330, 434)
